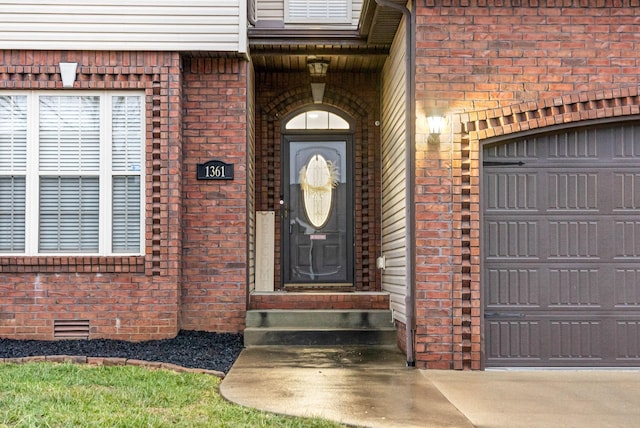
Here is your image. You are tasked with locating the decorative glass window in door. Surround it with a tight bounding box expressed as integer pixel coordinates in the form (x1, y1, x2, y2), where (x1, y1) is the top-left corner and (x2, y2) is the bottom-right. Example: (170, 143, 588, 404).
(300, 154, 339, 228)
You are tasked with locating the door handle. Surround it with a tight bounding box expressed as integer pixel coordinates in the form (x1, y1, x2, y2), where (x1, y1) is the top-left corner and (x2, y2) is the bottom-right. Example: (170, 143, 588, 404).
(279, 199, 289, 218)
(484, 312, 525, 319)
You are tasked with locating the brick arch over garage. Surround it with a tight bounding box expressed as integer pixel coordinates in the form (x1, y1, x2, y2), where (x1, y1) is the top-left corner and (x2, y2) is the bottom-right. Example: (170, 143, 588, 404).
(255, 81, 380, 291)
(450, 86, 640, 370)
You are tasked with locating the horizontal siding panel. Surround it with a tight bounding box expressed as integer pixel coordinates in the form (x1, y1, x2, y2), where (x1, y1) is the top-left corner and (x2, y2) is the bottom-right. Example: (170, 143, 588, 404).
(256, 0, 284, 20)
(389, 298, 407, 324)
(2, 14, 239, 24)
(381, 231, 406, 251)
(380, 16, 407, 323)
(2, 24, 240, 35)
(0, 1, 244, 52)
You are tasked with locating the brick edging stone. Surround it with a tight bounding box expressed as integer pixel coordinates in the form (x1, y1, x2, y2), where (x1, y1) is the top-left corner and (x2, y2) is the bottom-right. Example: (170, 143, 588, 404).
(0, 355, 225, 378)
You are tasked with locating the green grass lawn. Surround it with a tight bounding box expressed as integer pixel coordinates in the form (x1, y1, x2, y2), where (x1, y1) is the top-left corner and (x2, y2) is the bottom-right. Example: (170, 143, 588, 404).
(0, 363, 343, 428)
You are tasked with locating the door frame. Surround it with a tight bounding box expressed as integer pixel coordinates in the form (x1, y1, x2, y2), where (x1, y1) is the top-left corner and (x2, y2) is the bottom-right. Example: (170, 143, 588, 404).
(281, 133, 355, 288)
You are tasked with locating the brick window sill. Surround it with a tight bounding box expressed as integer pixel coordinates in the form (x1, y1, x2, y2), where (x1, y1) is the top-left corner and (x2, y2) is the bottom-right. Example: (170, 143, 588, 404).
(0, 256, 145, 274)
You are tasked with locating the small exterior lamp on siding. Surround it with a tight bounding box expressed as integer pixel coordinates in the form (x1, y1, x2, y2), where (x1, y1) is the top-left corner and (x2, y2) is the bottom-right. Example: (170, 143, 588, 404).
(59, 62, 78, 88)
(427, 115, 446, 144)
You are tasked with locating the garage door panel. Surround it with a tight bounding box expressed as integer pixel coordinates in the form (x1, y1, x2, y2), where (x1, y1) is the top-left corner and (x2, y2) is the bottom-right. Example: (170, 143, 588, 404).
(547, 172, 598, 211)
(548, 268, 600, 307)
(484, 122, 640, 367)
(485, 220, 539, 259)
(485, 138, 538, 160)
(548, 220, 599, 259)
(614, 268, 640, 306)
(549, 320, 603, 360)
(613, 172, 640, 210)
(548, 129, 598, 159)
(485, 172, 538, 211)
(486, 252, 635, 312)
(486, 268, 540, 307)
(616, 321, 640, 360)
(486, 320, 542, 362)
(486, 317, 640, 366)
(614, 220, 640, 258)
(612, 124, 640, 159)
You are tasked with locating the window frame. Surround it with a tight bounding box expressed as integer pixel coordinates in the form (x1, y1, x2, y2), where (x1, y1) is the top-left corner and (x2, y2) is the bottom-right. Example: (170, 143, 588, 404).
(0, 90, 145, 257)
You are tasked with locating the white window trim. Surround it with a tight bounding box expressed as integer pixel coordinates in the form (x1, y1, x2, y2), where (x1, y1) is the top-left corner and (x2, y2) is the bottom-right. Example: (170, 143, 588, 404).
(0, 90, 145, 257)
(284, 0, 353, 24)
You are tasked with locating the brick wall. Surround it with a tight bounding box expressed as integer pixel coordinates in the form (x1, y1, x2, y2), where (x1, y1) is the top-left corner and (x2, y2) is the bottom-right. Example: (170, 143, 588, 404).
(180, 57, 249, 332)
(0, 50, 183, 341)
(414, 2, 640, 368)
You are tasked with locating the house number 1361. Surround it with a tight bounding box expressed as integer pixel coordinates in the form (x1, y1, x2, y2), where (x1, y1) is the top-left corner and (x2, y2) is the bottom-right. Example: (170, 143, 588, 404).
(197, 160, 234, 180)
(205, 165, 226, 178)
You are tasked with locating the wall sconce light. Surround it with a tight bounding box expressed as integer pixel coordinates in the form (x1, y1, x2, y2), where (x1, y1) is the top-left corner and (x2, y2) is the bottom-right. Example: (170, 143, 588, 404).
(427, 115, 446, 144)
(59, 62, 78, 88)
(307, 59, 329, 78)
(308, 58, 329, 104)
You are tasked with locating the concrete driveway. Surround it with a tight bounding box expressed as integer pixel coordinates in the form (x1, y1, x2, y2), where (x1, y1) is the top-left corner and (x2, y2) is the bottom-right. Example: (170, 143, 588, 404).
(424, 369, 640, 428)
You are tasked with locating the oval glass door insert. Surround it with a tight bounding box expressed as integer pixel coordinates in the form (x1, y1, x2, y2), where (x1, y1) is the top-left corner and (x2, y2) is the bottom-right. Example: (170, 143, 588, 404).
(299, 154, 339, 229)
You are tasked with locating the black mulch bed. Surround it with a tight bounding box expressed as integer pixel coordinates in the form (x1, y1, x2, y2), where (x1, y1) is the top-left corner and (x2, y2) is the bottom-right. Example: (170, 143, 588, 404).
(0, 330, 244, 374)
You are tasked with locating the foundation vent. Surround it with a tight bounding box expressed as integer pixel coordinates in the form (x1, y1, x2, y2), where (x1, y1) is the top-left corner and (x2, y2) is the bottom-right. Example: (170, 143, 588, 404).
(54, 320, 90, 339)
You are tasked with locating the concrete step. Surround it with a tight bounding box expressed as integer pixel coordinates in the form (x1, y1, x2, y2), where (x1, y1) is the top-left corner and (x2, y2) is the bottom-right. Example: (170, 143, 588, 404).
(244, 309, 397, 347)
(246, 309, 394, 329)
(244, 326, 397, 346)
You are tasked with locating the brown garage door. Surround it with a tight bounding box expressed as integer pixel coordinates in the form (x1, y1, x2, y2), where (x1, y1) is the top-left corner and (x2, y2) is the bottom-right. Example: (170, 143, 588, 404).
(483, 122, 640, 367)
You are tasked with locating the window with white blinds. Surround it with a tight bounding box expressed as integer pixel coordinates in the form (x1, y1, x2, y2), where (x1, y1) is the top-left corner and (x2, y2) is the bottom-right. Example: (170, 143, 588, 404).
(285, 0, 351, 23)
(0, 95, 27, 252)
(0, 92, 144, 256)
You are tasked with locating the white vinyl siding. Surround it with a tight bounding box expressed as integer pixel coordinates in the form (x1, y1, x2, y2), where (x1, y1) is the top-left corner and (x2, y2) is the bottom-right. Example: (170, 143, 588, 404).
(380, 16, 407, 324)
(0, 1, 245, 52)
(258, 0, 361, 27)
(0, 91, 144, 256)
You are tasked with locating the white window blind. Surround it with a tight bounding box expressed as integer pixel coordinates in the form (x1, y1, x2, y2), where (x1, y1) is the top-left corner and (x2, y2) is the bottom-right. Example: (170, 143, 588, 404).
(39, 177, 99, 252)
(0, 95, 27, 252)
(39, 96, 100, 172)
(0, 96, 27, 171)
(0, 92, 144, 256)
(112, 176, 141, 253)
(286, 0, 351, 23)
(112, 96, 142, 173)
(0, 177, 26, 252)
(111, 96, 143, 253)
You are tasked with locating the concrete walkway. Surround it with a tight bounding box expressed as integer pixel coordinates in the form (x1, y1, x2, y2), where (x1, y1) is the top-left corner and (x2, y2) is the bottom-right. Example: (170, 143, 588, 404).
(220, 346, 640, 428)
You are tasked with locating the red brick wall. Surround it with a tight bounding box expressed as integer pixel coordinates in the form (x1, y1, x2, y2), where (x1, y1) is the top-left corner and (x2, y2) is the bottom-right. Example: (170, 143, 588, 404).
(414, 2, 640, 368)
(0, 51, 183, 341)
(180, 58, 249, 332)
